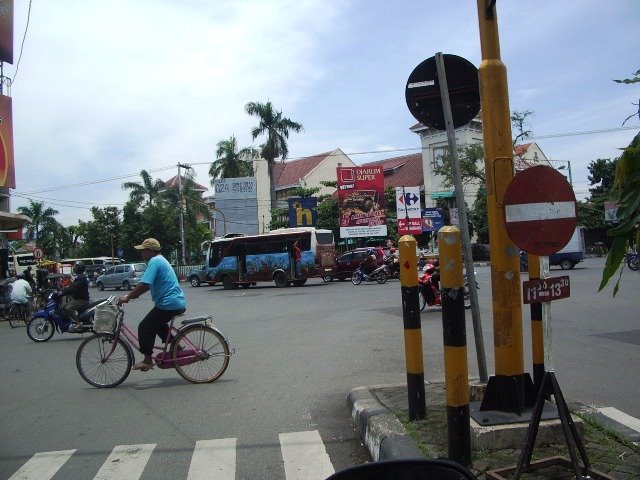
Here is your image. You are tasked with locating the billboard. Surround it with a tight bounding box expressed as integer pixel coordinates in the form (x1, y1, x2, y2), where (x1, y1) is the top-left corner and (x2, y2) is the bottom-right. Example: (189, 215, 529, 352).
(0, 95, 15, 188)
(396, 186, 422, 235)
(0, 0, 13, 65)
(213, 177, 258, 236)
(422, 208, 445, 232)
(288, 197, 318, 227)
(337, 166, 387, 238)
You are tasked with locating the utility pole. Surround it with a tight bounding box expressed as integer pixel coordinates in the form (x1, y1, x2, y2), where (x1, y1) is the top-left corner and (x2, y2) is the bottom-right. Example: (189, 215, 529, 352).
(177, 163, 192, 266)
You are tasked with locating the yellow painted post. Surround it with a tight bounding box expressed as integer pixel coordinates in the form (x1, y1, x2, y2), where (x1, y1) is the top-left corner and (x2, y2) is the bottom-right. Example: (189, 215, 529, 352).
(399, 234, 426, 420)
(476, 0, 533, 413)
(439, 226, 471, 466)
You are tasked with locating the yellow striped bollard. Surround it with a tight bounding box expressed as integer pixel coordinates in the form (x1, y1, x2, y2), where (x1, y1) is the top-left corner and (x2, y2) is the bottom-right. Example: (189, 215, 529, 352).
(439, 226, 471, 466)
(399, 234, 426, 420)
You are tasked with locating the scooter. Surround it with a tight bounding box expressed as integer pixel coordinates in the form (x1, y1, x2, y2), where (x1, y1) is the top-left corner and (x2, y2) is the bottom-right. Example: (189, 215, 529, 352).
(419, 262, 472, 311)
(26, 292, 111, 342)
(351, 265, 388, 285)
(383, 256, 400, 279)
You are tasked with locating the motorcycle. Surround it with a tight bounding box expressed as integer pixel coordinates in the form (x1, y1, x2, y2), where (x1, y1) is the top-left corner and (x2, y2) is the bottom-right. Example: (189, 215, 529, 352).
(26, 292, 111, 342)
(383, 256, 400, 279)
(351, 265, 388, 285)
(418, 262, 472, 311)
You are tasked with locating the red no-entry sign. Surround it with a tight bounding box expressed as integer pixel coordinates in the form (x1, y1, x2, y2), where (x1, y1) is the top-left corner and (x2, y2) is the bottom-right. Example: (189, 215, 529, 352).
(503, 166, 577, 256)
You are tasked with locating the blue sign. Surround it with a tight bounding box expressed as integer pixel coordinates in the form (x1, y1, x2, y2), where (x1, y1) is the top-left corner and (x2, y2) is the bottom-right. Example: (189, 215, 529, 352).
(288, 197, 318, 227)
(398, 192, 420, 207)
(422, 208, 445, 232)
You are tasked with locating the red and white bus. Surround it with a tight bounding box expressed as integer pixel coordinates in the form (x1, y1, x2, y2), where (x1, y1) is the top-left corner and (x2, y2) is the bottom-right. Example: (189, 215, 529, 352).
(204, 227, 336, 289)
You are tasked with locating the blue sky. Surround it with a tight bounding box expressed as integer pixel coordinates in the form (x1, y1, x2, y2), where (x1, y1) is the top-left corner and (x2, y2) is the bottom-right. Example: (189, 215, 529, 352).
(6, 0, 640, 226)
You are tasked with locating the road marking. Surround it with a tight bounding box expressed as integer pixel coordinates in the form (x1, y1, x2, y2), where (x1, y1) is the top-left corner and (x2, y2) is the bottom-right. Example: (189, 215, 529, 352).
(8, 449, 76, 480)
(279, 430, 334, 480)
(93, 444, 155, 480)
(598, 407, 640, 433)
(187, 438, 236, 480)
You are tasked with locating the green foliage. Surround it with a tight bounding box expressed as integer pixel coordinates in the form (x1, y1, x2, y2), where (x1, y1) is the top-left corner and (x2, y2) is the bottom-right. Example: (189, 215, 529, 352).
(316, 198, 340, 240)
(613, 69, 640, 85)
(76, 207, 122, 258)
(587, 158, 618, 200)
(16, 200, 61, 246)
(469, 185, 489, 243)
(209, 135, 256, 181)
(599, 132, 640, 295)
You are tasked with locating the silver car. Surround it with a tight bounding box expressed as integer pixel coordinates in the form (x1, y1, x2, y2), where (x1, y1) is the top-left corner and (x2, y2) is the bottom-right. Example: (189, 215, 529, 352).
(96, 263, 147, 291)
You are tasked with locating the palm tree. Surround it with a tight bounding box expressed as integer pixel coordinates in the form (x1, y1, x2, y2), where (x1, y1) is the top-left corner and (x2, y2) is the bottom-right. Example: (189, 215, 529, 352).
(122, 170, 165, 207)
(245, 101, 303, 210)
(16, 200, 60, 245)
(209, 135, 257, 183)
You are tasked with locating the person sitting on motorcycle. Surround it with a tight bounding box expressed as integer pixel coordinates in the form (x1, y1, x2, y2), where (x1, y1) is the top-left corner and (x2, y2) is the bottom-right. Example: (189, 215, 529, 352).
(10, 274, 33, 307)
(60, 262, 90, 331)
(429, 259, 441, 291)
(360, 249, 378, 279)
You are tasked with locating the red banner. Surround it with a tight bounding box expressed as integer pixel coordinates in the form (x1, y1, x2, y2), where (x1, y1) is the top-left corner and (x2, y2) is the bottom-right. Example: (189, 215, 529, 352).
(0, 0, 13, 64)
(337, 166, 387, 238)
(0, 95, 15, 188)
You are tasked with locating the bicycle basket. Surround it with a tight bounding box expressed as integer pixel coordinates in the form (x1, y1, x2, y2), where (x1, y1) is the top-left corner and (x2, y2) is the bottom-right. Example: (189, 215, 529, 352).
(93, 303, 119, 333)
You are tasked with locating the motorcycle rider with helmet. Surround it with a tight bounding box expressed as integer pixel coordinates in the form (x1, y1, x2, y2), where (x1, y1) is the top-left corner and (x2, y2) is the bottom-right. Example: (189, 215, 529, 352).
(61, 261, 90, 331)
(360, 248, 378, 279)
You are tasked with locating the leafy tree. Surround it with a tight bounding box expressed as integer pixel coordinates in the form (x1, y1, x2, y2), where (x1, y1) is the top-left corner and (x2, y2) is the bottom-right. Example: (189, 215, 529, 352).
(469, 185, 489, 243)
(587, 158, 618, 200)
(245, 101, 303, 210)
(613, 69, 639, 125)
(16, 200, 60, 246)
(599, 131, 640, 295)
(76, 207, 122, 258)
(122, 170, 165, 207)
(209, 135, 257, 181)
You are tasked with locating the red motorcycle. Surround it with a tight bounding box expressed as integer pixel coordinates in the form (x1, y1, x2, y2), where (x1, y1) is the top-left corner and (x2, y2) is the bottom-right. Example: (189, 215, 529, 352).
(418, 260, 472, 311)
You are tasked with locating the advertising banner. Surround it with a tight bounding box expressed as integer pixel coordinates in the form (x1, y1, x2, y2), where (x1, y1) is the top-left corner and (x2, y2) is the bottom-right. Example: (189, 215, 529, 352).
(0, 0, 13, 64)
(422, 208, 445, 232)
(337, 166, 387, 238)
(288, 197, 318, 227)
(396, 186, 422, 235)
(213, 177, 258, 236)
(0, 95, 15, 188)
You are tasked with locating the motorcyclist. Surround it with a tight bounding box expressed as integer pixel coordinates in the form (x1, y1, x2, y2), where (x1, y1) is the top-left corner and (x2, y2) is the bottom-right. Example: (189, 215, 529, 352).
(61, 261, 90, 331)
(429, 259, 440, 291)
(360, 248, 378, 278)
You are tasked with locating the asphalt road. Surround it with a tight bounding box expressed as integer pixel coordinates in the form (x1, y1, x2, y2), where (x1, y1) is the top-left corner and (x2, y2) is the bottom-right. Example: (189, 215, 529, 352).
(0, 256, 637, 479)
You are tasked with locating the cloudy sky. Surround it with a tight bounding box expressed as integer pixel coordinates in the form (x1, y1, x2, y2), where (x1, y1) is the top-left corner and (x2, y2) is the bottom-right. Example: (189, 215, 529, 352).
(6, 0, 639, 226)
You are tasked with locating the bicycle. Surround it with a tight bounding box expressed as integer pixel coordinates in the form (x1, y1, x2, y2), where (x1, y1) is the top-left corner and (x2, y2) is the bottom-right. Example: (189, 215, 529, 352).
(76, 298, 234, 388)
(8, 297, 35, 328)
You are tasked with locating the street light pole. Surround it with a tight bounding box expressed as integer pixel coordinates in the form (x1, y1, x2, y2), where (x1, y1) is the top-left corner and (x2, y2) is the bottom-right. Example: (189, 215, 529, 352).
(177, 163, 192, 266)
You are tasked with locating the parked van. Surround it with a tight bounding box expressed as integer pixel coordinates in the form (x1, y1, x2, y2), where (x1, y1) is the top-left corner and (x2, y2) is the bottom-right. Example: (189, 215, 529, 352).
(549, 226, 586, 270)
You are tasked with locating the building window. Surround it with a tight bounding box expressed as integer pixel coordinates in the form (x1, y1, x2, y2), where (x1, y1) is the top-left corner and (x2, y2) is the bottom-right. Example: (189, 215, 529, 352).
(433, 147, 449, 169)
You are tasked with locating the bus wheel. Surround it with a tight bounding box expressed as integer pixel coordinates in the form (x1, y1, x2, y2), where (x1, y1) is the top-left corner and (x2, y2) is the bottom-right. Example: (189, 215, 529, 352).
(274, 272, 289, 288)
(221, 275, 235, 290)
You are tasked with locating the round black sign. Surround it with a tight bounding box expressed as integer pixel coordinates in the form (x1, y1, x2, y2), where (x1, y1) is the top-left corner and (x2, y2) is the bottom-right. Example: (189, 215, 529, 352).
(405, 54, 480, 130)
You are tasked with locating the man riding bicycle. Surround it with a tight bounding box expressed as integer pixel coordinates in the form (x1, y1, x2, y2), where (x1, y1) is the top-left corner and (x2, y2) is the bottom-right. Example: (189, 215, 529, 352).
(117, 238, 186, 372)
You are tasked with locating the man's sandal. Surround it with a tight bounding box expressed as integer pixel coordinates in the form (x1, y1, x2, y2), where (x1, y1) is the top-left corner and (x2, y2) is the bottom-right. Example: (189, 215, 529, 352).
(132, 361, 154, 372)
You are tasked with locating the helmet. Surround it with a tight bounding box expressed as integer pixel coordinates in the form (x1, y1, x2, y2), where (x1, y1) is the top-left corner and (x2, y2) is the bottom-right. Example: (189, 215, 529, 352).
(73, 261, 86, 274)
(16, 273, 24, 279)
(367, 248, 374, 255)
(389, 248, 396, 253)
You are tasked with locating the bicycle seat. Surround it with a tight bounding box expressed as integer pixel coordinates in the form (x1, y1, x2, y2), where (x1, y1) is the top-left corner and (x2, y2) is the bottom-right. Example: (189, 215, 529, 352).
(325, 459, 478, 480)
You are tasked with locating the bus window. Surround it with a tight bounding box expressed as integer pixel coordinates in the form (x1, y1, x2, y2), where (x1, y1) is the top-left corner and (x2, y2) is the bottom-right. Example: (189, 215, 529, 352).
(316, 231, 334, 245)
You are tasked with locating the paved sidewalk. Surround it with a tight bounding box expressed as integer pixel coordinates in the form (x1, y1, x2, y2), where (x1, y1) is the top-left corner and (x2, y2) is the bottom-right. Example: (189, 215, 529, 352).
(348, 382, 640, 479)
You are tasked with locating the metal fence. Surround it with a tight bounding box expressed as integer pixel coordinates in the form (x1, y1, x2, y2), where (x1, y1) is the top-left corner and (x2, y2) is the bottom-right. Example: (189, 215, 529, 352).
(174, 265, 200, 280)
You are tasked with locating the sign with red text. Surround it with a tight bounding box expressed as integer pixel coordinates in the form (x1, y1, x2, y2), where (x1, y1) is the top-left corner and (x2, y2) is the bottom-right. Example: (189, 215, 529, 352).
(396, 186, 422, 235)
(337, 166, 387, 238)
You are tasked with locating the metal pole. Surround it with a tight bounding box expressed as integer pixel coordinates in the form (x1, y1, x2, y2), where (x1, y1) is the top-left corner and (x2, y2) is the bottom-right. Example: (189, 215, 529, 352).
(177, 163, 192, 266)
(439, 226, 471, 467)
(434, 52, 487, 382)
(477, 0, 529, 412)
(399, 234, 426, 420)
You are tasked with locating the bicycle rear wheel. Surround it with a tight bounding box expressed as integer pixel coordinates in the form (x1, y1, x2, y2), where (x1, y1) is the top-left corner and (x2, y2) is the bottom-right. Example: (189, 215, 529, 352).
(76, 333, 132, 388)
(171, 325, 230, 383)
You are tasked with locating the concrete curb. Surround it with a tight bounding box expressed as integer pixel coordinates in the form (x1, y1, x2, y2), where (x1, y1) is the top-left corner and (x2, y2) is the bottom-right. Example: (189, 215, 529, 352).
(347, 386, 423, 461)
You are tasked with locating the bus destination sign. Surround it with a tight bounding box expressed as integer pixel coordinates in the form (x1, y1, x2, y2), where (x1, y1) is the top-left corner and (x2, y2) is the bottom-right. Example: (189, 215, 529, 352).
(522, 275, 570, 304)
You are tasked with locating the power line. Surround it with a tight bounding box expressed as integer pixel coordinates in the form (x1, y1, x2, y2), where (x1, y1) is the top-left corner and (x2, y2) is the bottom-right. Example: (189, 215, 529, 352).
(9, 0, 33, 86)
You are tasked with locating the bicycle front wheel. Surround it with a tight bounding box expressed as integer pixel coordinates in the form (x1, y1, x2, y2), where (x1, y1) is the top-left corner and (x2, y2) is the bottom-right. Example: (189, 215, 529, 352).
(171, 325, 230, 384)
(76, 333, 132, 388)
(9, 305, 23, 328)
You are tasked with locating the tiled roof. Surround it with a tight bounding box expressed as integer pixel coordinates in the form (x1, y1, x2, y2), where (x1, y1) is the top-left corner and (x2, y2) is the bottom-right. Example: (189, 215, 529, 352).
(163, 175, 208, 192)
(274, 152, 332, 188)
(514, 143, 532, 157)
(361, 153, 424, 188)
